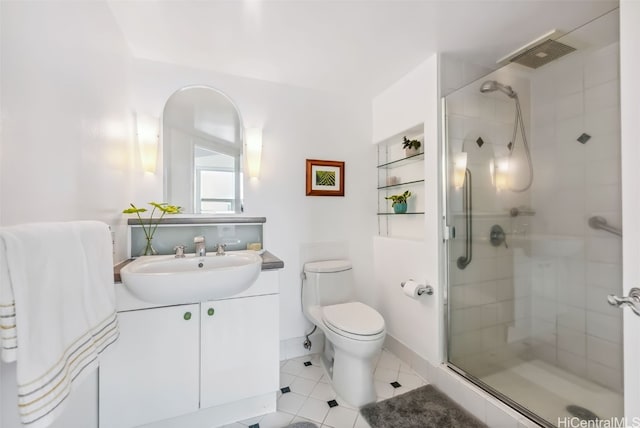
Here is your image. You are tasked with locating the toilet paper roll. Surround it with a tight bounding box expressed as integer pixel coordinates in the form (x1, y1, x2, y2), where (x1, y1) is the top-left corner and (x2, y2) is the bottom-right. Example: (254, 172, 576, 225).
(402, 280, 421, 298)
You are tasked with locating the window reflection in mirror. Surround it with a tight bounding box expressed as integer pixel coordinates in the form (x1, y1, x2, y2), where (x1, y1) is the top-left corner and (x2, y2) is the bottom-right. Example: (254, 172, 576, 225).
(163, 86, 243, 214)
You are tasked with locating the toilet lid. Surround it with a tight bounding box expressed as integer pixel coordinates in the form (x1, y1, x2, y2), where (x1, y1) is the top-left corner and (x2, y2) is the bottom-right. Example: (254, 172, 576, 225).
(322, 302, 385, 336)
(304, 260, 352, 273)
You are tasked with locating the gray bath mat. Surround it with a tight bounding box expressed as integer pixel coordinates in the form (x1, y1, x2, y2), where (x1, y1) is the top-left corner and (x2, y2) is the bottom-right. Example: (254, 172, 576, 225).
(360, 384, 487, 428)
(286, 423, 318, 428)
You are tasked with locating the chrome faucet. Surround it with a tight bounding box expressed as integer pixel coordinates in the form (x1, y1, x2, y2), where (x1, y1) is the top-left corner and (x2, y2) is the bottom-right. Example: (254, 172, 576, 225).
(215, 243, 226, 256)
(194, 236, 206, 257)
(173, 245, 186, 258)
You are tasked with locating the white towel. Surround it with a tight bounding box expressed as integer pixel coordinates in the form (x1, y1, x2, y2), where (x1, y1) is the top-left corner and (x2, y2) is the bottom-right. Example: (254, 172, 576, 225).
(0, 221, 119, 428)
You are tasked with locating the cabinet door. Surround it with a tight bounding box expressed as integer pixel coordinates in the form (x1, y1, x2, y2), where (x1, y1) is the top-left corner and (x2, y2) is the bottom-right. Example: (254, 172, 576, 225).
(99, 304, 200, 428)
(200, 294, 279, 408)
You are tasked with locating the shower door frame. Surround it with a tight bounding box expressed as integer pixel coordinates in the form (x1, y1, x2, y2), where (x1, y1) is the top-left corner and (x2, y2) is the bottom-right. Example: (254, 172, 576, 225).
(440, 4, 640, 425)
(440, 90, 624, 428)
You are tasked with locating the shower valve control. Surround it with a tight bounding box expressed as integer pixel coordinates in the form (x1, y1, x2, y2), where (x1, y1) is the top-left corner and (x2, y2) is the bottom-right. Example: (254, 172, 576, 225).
(490, 224, 508, 248)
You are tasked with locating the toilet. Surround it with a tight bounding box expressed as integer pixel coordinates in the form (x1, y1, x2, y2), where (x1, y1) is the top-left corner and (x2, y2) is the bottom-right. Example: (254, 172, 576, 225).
(302, 259, 386, 407)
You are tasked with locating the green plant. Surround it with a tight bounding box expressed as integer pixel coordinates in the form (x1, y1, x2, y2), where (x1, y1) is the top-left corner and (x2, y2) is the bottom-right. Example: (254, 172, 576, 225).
(385, 190, 412, 207)
(123, 202, 181, 255)
(402, 136, 421, 150)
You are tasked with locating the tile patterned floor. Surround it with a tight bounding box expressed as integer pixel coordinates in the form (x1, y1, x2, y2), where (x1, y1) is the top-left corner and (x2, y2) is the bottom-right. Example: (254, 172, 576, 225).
(221, 348, 427, 428)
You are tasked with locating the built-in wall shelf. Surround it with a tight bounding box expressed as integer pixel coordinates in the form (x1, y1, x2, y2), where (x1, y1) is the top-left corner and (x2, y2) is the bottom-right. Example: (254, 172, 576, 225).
(378, 179, 425, 190)
(377, 212, 425, 216)
(376, 125, 426, 238)
(377, 153, 424, 169)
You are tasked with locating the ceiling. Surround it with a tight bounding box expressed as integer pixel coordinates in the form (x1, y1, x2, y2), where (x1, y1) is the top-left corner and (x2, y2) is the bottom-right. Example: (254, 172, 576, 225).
(107, 0, 618, 97)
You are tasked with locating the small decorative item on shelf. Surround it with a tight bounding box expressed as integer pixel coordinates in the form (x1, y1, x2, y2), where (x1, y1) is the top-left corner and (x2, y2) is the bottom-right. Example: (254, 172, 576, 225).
(402, 136, 422, 157)
(385, 190, 412, 214)
(386, 176, 399, 186)
(123, 202, 181, 256)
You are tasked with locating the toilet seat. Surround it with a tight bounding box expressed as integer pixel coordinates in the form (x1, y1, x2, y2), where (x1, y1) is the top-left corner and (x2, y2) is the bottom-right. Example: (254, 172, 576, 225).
(322, 302, 385, 341)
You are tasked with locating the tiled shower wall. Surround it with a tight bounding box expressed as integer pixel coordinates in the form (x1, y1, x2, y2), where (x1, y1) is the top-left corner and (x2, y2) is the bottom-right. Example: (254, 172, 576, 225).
(528, 41, 622, 392)
(447, 73, 533, 366)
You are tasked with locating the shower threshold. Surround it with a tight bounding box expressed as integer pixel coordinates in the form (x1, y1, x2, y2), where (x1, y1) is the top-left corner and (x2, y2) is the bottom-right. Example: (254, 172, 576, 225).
(447, 359, 622, 428)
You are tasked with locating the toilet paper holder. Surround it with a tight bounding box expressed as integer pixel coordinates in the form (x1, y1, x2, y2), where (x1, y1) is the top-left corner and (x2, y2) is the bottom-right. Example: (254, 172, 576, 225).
(400, 281, 433, 296)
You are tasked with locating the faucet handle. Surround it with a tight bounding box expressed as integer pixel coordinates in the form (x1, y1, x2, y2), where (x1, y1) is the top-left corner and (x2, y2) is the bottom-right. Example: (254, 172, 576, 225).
(173, 245, 186, 258)
(215, 243, 227, 255)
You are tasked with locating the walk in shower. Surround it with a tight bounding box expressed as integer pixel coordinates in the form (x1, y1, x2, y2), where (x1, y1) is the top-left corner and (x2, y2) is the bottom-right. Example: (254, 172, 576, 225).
(444, 9, 622, 427)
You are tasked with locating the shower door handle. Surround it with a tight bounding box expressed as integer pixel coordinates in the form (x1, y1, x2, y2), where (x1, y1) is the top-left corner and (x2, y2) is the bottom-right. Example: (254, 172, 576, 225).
(607, 287, 640, 316)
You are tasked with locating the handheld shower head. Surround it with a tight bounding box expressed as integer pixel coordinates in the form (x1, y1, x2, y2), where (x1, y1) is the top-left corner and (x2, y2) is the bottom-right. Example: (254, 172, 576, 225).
(480, 80, 498, 92)
(479, 79, 533, 192)
(480, 80, 517, 98)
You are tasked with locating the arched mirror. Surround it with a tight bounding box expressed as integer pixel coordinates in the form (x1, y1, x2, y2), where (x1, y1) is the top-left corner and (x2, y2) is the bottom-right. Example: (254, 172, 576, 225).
(163, 86, 243, 214)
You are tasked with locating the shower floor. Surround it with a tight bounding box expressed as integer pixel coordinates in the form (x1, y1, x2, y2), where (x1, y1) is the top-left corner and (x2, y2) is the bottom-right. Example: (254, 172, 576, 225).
(479, 358, 623, 426)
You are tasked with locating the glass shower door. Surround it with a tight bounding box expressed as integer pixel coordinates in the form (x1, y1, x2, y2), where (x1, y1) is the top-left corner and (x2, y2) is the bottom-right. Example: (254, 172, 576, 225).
(444, 10, 623, 427)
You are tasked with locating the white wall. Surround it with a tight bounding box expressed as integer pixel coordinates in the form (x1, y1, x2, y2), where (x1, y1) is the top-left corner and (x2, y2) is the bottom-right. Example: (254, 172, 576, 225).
(620, 0, 640, 419)
(128, 58, 375, 344)
(372, 57, 436, 144)
(0, 1, 136, 259)
(0, 2, 134, 427)
(371, 55, 441, 365)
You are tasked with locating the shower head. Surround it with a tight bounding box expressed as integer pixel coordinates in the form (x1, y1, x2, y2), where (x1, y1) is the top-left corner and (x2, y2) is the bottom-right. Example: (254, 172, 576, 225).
(480, 80, 517, 98)
(497, 30, 576, 69)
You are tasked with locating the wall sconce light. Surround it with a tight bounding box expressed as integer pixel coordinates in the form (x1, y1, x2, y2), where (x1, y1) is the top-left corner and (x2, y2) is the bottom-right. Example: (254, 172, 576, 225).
(245, 127, 263, 179)
(137, 114, 159, 173)
(490, 156, 510, 191)
(453, 152, 468, 189)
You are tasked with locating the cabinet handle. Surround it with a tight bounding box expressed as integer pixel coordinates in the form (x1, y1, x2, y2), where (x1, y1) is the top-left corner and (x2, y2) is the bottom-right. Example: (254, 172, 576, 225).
(207, 308, 215, 316)
(183, 311, 192, 321)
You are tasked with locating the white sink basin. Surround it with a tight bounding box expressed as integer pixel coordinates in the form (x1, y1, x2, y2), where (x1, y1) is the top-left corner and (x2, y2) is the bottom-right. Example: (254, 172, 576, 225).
(120, 251, 262, 304)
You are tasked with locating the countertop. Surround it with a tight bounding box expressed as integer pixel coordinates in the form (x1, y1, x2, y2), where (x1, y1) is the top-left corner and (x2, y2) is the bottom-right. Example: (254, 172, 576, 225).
(113, 250, 284, 283)
(259, 251, 285, 270)
(127, 216, 266, 225)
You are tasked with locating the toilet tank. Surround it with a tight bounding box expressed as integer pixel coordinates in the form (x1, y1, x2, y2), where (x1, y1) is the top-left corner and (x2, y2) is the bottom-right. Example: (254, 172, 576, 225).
(303, 259, 355, 308)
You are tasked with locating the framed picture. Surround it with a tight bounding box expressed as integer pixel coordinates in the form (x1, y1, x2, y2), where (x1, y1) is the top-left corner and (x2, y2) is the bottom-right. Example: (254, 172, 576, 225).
(305, 159, 345, 196)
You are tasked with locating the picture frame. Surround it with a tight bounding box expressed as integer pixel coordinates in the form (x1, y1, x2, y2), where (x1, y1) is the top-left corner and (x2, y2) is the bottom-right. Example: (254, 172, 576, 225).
(305, 159, 345, 196)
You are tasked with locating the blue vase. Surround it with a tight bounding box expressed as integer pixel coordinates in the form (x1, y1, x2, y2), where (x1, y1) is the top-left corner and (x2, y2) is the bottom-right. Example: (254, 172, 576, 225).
(393, 202, 407, 214)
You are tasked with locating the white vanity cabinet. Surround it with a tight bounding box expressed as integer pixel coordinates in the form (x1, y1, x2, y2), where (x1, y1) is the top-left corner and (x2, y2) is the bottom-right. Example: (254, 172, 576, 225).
(200, 293, 279, 408)
(99, 304, 200, 428)
(99, 270, 280, 428)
